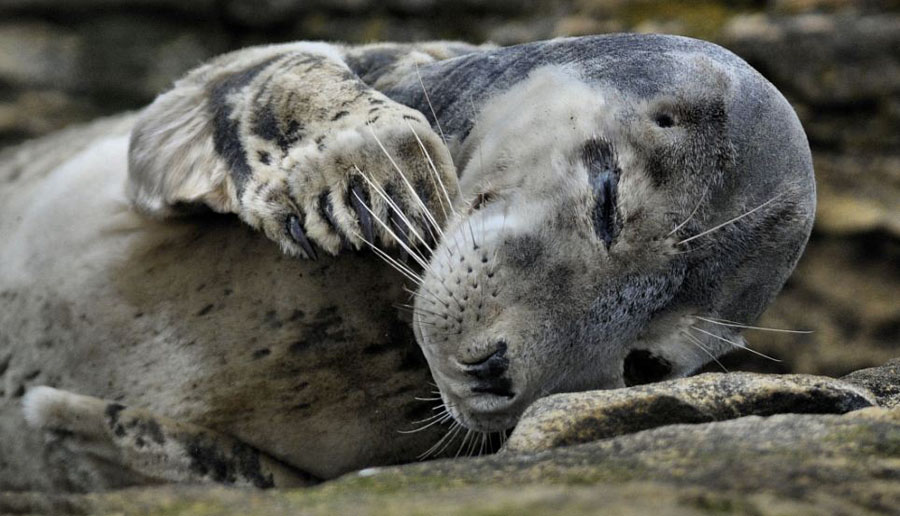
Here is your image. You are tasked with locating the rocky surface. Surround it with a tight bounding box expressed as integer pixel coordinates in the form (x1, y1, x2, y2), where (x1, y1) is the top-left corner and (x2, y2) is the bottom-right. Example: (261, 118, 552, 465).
(1, 364, 897, 515)
(844, 357, 900, 408)
(505, 372, 875, 453)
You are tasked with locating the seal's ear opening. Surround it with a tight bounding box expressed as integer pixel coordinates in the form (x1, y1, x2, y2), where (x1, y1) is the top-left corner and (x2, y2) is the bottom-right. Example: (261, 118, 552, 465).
(127, 81, 237, 219)
(623, 349, 672, 386)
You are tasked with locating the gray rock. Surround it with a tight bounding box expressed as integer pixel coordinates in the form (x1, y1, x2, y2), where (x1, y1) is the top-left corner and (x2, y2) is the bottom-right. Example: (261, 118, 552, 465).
(0, 17, 228, 101)
(843, 358, 900, 408)
(721, 14, 900, 104)
(4, 407, 897, 515)
(505, 372, 876, 454)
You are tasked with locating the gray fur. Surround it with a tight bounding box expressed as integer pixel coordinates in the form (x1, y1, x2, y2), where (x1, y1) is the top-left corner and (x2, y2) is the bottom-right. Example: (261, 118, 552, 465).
(0, 34, 814, 490)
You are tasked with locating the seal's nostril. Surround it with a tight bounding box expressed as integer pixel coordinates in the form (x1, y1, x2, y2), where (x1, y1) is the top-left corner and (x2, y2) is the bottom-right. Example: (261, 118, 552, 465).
(461, 341, 508, 378)
(462, 341, 514, 398)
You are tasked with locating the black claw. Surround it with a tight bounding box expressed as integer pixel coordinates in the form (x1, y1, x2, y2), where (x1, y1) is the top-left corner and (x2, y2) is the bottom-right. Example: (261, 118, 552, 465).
(350, 183, 376, 245)
(319, 192, 352, 250)
(387, 194, 411, 257)
(286, 214, 318, 261)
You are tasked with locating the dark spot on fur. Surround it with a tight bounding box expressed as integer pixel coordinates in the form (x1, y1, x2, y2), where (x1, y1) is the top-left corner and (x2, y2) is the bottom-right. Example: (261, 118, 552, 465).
(128, 417, 165, 445)
(264, 310, 282, 329)
(23, 370, 40, 381)
(289, 309, 305, 321)
(12, 385, 24, 397)
(208, 58, 278, 194)
(252, 348, 271, 360)
(0, 354, 10, 376)
(289, 306, 345, 353)
(196, 304, 214, 316)
(185, 436, 276, 488)
(331, 110, 349, 121)
(258, 151, 271, 165)
(293, 403, 311, 410)
(105, 403, 127, 437)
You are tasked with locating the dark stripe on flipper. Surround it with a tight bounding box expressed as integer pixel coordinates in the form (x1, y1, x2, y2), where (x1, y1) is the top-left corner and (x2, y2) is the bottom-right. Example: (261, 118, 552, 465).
(208, 57, 279, 195)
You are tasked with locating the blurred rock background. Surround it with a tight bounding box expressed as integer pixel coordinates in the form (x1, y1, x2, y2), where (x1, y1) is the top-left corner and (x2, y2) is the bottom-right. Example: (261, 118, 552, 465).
(0, 0, 896, 377)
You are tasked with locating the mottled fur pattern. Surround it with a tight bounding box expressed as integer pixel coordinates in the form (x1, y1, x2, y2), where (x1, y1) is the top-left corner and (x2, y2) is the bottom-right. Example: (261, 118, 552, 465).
(1, 35, 815, 491)
(129, 42, 474, 256)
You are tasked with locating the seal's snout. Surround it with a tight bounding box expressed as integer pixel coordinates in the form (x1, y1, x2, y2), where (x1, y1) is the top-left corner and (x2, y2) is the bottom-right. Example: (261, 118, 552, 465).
(461, 341, 514, 398)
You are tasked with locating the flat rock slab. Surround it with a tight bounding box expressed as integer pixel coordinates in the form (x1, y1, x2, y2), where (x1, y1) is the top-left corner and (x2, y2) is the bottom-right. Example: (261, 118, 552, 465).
(4, 407, 898, 515)
(505, 372, 876, 454)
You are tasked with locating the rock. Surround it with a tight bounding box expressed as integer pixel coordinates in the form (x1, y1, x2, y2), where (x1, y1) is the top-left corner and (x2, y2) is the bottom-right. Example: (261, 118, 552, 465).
(721, 14, 900, 105)
(843, 358, 900, 408)
(0, 0, 217, 15)
(504, 372, 875, 454)
(0, 16, 229, 101)
(4, 407, 897, 515)
(742, 235, 900, 377)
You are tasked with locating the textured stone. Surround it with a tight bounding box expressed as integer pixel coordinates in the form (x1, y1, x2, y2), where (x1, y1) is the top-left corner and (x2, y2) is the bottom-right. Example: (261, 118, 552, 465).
(843, 358, 900, 408)
(3, 407, 898, 515)
(505, 372, 875, 454)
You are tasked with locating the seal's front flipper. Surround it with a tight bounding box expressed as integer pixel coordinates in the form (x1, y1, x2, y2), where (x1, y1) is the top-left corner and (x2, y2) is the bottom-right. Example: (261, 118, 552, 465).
(22, 386, 316, 491)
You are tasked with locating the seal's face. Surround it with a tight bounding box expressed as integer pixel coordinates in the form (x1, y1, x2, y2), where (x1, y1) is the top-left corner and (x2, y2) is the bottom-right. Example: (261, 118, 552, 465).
(413, 59, 814, 432)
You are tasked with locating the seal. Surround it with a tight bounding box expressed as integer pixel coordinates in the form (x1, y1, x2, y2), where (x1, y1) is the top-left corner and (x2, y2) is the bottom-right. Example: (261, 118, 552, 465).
(0, 34, 815, 491)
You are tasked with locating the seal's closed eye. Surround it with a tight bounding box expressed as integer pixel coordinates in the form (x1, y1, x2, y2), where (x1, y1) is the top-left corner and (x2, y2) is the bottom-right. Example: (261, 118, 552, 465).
(653, 113, 675, 128)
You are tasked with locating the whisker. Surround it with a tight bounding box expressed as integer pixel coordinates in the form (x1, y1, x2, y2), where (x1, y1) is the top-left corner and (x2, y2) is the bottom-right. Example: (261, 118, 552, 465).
(680, 329, 728, 373)
(366, 127, 445, 241)
(404, 119, 456, 222)
(399, 412, 452, 434)
(357, 232, 424, 285)
(418, 420, 461, 459)
(433, 422, 465, 458)
(414, 61, 447, 144)
(666, 185, 708, 237)
(353, 190, 432, 271)
(455, 429, 473, 458)
(677, 193, 785, 246)
(696, 316, 812, 334)
(354, 165, 434, 255)
(690, 326, 781, 362)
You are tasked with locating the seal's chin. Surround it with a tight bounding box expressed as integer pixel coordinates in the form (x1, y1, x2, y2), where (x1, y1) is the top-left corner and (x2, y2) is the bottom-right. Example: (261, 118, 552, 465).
(433, 377, 527, 432)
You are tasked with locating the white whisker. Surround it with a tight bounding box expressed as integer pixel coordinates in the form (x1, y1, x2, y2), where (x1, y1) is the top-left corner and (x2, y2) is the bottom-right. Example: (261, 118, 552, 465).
(667, 185, 708, 237)
(696, 316, 812, 334)
(352, 190, 431, 271)
(677, 193, 784, 246)
(404, 119, 456, 222)
(366, 126, 445, 243)
(690, 326, 781, 362)
(680, 329, 728, 372)
(414, 61, 447, 144)
(354, 165, 433, 254)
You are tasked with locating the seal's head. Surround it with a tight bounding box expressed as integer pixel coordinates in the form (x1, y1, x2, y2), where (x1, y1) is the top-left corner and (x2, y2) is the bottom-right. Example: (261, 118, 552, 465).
(412, 39, 815, 432)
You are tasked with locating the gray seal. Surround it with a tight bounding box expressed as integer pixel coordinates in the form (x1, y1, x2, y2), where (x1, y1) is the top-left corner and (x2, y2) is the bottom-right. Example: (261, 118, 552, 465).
(0, 34, 814, 490)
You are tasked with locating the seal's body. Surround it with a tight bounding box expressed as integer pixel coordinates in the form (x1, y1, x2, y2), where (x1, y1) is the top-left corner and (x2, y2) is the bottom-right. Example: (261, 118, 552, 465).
(0, 35, 814, 491)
